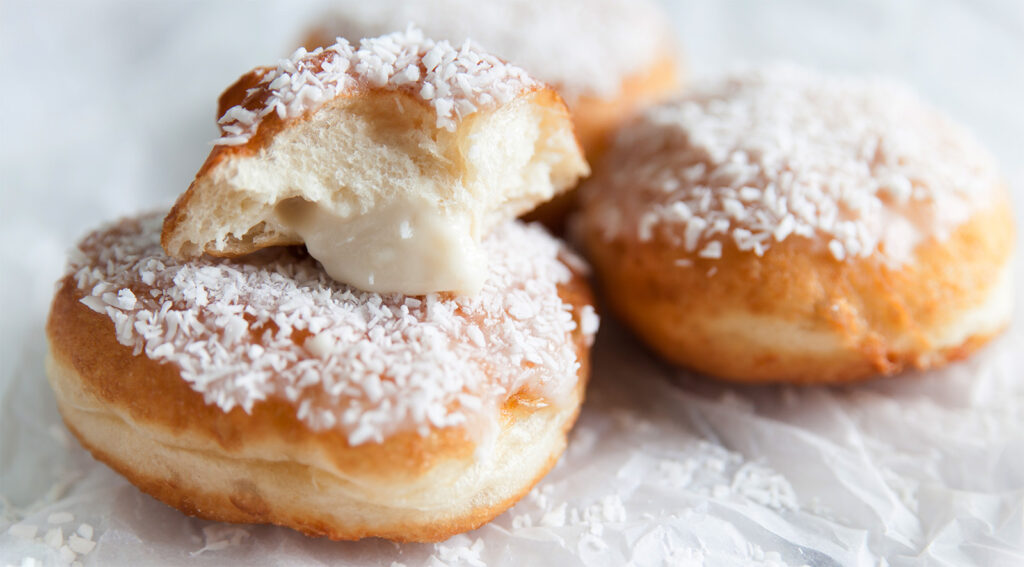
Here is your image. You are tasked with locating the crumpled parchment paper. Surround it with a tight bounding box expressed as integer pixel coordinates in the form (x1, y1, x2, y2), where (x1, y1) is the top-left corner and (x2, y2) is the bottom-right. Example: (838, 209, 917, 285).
(2, 1, 1022, 566)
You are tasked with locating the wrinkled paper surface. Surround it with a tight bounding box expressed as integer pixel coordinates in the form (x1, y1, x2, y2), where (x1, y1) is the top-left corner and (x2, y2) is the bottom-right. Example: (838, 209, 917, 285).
(2, 1, 1023, 566)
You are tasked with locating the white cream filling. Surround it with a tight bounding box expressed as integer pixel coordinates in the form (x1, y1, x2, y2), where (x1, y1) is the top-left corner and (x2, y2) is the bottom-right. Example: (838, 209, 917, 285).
(277, 197, 486, 295)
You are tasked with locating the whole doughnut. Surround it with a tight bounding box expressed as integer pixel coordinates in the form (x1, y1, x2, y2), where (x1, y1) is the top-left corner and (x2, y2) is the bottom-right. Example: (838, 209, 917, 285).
(163, 27, 589, 296)
(47, 213, 598, 541)
(580, 65, 1014, 384)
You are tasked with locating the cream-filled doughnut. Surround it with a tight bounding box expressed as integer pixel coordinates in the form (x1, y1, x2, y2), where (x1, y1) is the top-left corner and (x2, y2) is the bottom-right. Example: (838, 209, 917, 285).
(580, 65, 1014, 384)
(47, 213, 598, 542)
(162, 27, 588, 295)
(302, 0, 682, 229)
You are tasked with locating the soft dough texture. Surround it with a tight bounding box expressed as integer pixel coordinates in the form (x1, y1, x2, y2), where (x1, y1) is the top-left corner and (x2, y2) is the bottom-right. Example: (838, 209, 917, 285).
(580, 65, 1015, 384)
(47, 213, 598, 541)
(162, 27, 589, 294)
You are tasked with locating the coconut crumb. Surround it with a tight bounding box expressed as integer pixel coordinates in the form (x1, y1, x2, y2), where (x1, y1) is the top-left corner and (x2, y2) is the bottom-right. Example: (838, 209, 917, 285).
(67, 214, 595, 445)
(43, 527, 62, 548)
(217, 26, 538, 145)
(46, 512, 74, 525)
(67, 535, 96, 555)
(8, 524, 38, 541)
(433, 536, 486, 566)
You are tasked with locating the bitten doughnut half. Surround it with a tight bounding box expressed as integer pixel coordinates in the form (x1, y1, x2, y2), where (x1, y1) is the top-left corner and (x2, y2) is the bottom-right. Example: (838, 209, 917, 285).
(47, 213, 599, 542)
(302, 0, 682, 229)
(163, 27, 589, 295)
(581, 65, 1015, 384)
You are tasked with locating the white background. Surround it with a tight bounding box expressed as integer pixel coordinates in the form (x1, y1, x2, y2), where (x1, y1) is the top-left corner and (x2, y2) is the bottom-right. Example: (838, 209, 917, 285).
(1, 1, 1022, 565)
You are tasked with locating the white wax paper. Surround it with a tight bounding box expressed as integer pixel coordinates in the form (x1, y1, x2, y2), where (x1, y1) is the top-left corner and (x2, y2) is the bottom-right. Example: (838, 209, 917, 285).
(2, 1, 1022, 566)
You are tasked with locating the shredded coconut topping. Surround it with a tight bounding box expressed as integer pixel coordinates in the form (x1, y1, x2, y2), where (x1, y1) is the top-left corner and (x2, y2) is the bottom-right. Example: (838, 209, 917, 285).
(216, 26, 538, 145)
(68, 214, 594, 445)
(308, 0, 671, 103)
(585, 65, 1001, 264)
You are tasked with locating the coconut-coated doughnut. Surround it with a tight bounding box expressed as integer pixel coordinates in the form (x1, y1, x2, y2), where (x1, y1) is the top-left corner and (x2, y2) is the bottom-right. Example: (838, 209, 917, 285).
(162, 27, 588, 296)
(46, 213, 598, 542)
(302, 0, 682, 230)
(580, 65, 1014, 384)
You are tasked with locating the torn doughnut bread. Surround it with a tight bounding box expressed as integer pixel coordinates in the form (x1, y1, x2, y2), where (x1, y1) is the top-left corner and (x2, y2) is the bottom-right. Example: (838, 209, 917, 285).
(301, 0, 681, 229)
(162, 27, 589, 295)
(47, 213, 599, 542)
(580, 65, 1014, 384)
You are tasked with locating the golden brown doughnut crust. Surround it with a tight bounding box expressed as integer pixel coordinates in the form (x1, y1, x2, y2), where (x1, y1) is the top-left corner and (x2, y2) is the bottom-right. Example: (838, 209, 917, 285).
(46, 271, 593, 541)
(568, 53, 680, 162)
(584, 195, 1014, 384)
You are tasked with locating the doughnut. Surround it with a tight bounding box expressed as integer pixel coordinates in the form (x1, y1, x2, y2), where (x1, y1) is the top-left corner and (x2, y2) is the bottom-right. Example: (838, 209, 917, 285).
(163, 27, 589, 295)
(580, 65, 1014, 384)
(301, 0, 682, 230)
(46, 213, 599, 542)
